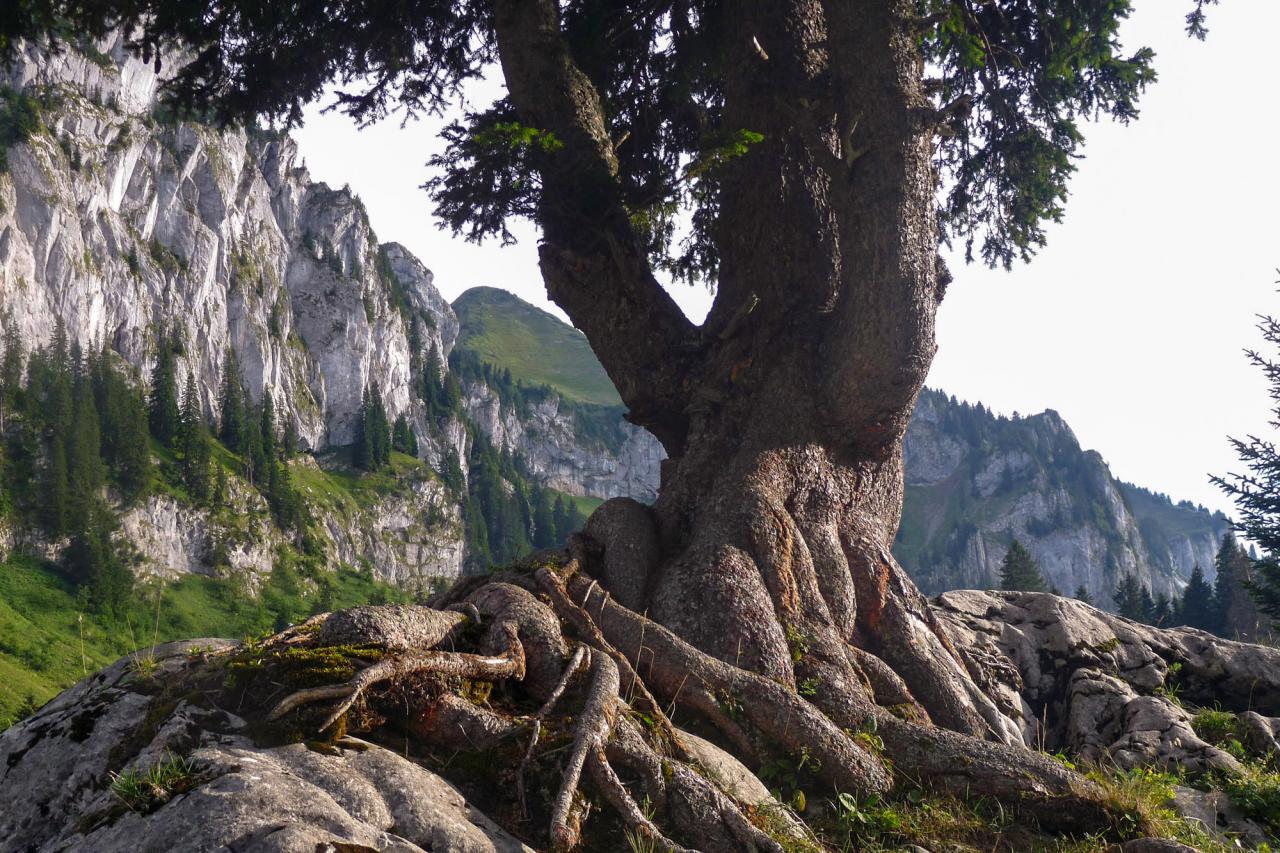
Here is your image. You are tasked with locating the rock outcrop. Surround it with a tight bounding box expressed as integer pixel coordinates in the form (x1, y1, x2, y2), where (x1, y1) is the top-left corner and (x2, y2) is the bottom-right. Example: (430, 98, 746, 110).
(5, 590, 1280, 851)
(0, 639, 531, 852)
(935, 589, 1280, 771)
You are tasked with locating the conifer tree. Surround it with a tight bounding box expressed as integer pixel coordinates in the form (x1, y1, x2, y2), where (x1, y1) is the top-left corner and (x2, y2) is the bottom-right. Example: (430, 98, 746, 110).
(369, 384, 390, 466)
(282, 419, 299, 459)
(532, 488, 557, 549)
(353, 388, 374, 471)
(179, 372, 212, 501)
(552, 494, 586, 540)
(260, 391, 277, 467)
(1211, 532, 1257, 636)
(0, 315, 22, 429)
(1113, 574, 1145, 621)
(40, 431, 69, 537)
(1152, 592, 1173, 626)
(1178, 564, 1217, 631)
(218, 346, 246, 451)
(392, 414, 418, 456)
(66, 367, 105, 527)
(999, 539, 1047, 592)
(66, 503, 133, 614)
(148, 333, 180, 447)
(1074, 585, 1093, 605)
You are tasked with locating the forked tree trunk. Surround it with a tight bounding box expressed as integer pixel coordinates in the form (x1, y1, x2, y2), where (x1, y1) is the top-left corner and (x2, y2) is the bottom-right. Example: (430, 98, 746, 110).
(490, 0, 1006, 744)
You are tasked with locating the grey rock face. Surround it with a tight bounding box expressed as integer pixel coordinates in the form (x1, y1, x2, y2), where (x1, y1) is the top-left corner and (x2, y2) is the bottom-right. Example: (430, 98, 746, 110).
(0, 640, 531, 853)
(935, 589, 1280, 771)
(0, 36, 459, 453)
(460, 381, 662, 501)
(899, 389, 1231, 602)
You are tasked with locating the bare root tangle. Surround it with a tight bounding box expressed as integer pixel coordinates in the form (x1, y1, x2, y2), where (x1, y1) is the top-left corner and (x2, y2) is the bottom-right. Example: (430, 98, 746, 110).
(533, 566, 685, 753)
(584, 749, 694, 853)
(550, 566, 894, 796)
(267, 622, 526, 732)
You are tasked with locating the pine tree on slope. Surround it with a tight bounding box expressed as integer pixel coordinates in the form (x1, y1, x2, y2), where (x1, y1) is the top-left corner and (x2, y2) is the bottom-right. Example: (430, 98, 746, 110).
(999, 539, 1047, 592)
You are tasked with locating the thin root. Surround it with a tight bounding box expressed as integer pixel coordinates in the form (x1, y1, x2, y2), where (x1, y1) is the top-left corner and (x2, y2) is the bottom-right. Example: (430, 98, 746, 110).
(518, 644, 589, 816)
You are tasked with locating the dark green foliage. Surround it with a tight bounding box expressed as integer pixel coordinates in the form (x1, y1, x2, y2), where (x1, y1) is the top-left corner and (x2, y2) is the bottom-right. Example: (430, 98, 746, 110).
(352, 385, 391, 471)
(177, 372, 212, 502)
(1213, 532, 1245, 634)
(1113, 574, 1147, 622)
(998, 539, 1046, 592)
(463, 431, 533, 571)
(1178, 564, 1217, 631)
(218, 347, 246, 450)
(1213, 312, 1280, 625)
(147, 331, 180, 448)
(0, 0, 1195, 282)
(532, 488, 556, 549)
(91, 346, 152, 504)
(63, 503, 133, 614)
(66, 361, 106, 523)
(391, 414, 418, 457)
(1074, 585, 1093, 605)
(0, 86, 42, 173)
(1215, 313, 1280, 628)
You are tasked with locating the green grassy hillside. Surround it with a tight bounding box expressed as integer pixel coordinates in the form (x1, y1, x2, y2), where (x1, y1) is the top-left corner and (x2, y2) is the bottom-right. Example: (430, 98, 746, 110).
(0, 553, 409, 728)
(452, 286, 621, 406)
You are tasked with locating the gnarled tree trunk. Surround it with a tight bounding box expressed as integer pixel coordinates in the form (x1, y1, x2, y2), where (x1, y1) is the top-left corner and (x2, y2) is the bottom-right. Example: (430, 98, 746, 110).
(491, 0, 1010, 746)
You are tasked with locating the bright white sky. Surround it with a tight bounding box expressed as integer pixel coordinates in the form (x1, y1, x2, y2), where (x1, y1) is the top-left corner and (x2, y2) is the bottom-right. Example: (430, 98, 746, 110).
(293, 0, 1280, 517)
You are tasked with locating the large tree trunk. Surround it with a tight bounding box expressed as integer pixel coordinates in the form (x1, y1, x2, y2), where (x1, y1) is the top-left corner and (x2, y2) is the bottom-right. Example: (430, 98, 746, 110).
(491, 0, 1001, 743)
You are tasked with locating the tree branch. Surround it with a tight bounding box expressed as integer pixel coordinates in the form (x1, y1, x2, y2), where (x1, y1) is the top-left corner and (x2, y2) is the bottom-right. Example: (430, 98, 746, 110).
(492, 0, 698, 453)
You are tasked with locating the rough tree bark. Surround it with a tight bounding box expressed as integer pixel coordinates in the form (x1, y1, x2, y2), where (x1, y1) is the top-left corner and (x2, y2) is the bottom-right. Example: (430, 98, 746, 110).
(491, 0, 1019, 750)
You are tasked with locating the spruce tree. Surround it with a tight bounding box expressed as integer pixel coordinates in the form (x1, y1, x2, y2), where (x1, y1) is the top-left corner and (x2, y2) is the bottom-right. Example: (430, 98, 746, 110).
(218, 346, 245, 451)
(999, 539, 1047, 592)
(392, 414, 417, 456)
(532, 488, 557, 549)
(1113, 574, 1145, 621)
(369, 384, 391, 467)
(282, 419, 299, 459)
(179, 373, 212, 501)
(1179, 564, 1217, 631)
(260, 391, 277, 467)
(1211, 532, 1258, 637)
(66, 503, 133, 614)
(353, 388, 374, 471)
(0, 315, 22, 429)
(66, 368, 105, 528)
(148, 334, 180, 447)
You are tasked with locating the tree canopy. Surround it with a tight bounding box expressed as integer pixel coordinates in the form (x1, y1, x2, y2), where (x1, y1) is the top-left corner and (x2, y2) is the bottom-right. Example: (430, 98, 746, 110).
(1, 0, 1210, 274)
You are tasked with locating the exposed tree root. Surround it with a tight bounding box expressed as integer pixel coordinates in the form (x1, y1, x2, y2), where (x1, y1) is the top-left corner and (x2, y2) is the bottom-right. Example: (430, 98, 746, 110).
(266, 623, 525, 732)
(549, 650, 619, 850)
(237, 556, 1152, 850)
(518, 644, 588, 817)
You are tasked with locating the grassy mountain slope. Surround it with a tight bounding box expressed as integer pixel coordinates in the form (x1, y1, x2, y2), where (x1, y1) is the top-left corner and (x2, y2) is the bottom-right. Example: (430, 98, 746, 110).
(0, 553, 409, 727)
(452, 286, 621, 406)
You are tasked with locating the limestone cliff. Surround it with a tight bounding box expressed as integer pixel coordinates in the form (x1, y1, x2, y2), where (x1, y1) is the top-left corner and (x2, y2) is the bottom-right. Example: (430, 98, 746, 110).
(897, 389, 1231, 604)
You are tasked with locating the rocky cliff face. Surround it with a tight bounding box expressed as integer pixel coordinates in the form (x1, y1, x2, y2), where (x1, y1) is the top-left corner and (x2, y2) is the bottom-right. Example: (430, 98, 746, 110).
(898, 389, 1231, 604)
(0, 34, 452, 453)
(459, 380, 662, 501)
(0, 35, 471, 582)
